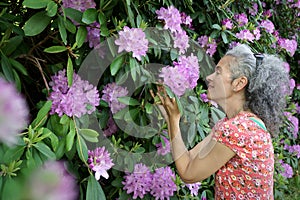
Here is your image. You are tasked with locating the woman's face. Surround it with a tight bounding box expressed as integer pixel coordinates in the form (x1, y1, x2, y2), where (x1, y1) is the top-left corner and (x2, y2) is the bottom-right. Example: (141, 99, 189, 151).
(206, 55, 235, 104)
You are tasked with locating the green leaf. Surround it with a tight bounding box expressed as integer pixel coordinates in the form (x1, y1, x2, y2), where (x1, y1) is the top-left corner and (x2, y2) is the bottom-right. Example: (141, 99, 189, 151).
(82, 8, 97, 24)
(76, 135, 88, 162)
(44, 46, 68, 53)
(2, 36, 23, 56)
(110, 55, 124, 76)
(9, 59, 28, 76)
(46, 1, 58, 17)
(98, 11, 107, 25)
(63, 8, 82, 23)
(221, 31, 228, 44)
(117, 96, 140, 106)
(86, 175, 106, 200)
(3, 146, 26, 163)
(212, 24, 222, 30)
(1, 53, 14, 82)
(31, 101, 52, 128)
(79, 129, 99, 143)
(76, 26, 87, 48)
(58, 16, 67, 45)
(34, 142, 56, 160)
(23, 11, 51, 36)
(187, 122, 196, 144)
(64, 18, 76, 34)
(66, 120, 76, 151)
(47, 131, 59, 151)
(23, 0, 51, 9)
(67, 56, 73, 87)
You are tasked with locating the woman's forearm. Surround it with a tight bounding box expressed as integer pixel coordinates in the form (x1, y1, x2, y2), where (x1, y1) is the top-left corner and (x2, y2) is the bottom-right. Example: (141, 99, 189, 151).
(167, 117, 192, 176)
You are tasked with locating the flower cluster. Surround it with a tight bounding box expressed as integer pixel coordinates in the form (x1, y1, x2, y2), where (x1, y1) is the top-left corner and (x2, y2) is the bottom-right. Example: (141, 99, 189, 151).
(87, 147, 114, 180)
(156, 6, 192, 54)
(26, 161, 78, 200)
(123, 164, 177, 199)
(159, 54, 199, 96)
(122, 163, 152, 199)
(0, 78, 28, 145)
(150, 166, 177, 199)
(48, 70, 100, 118)
(101, 82, 128, 114)
(278, 160, 294, 178)
(115, 26, 149, 61)
(284, 144, 300, 159)
(284, 112, 299, 138)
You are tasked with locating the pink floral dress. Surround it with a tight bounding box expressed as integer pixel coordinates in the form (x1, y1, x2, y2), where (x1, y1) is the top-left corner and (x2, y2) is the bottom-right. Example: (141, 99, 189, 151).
(212, 111, 274, 200)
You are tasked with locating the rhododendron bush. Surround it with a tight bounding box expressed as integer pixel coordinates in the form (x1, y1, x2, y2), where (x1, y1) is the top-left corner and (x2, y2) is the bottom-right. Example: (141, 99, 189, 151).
(0, 0, 299, 199)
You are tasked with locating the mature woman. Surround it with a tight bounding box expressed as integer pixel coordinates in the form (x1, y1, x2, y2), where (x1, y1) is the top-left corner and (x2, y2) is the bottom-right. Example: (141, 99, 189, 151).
(154, 44, 289, 199)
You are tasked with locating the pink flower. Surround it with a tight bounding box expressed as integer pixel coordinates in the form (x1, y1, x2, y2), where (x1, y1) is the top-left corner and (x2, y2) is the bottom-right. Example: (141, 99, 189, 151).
(222, 18, 233, 29)
(236, 29, 255, 42)
(48, 70, 100, 118)
(173, 29, 190, 54)
(115, 26, 149, 61)
(156, 6, 182, 32)
(122, 163, 152, 199)
(156, 133, 170, 156)
(26, 161, 78, 200)
(278, 38, 298, 56)
(87, 147, 114, 180)
(234, 13, 248, 26)
(260, 20, 275, 33)
(101, 82, 128, 114)
(0, 78, 28, 145)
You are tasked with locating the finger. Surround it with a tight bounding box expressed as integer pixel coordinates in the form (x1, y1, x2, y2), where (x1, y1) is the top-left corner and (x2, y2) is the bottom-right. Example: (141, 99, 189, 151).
(156, 92, 165, 104)
(149, 89, 155, 99)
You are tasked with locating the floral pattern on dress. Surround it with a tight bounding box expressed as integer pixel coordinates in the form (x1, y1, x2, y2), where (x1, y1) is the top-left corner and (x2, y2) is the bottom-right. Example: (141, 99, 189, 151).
(212, 111, 274, 200)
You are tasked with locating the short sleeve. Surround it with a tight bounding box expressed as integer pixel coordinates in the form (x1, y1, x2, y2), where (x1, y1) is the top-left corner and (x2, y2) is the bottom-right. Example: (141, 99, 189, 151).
(212, 119, 250, 162)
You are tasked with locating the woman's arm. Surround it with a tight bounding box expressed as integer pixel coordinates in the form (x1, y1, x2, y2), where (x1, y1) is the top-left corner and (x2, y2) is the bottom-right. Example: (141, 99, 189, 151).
(156, 88, 235, 183)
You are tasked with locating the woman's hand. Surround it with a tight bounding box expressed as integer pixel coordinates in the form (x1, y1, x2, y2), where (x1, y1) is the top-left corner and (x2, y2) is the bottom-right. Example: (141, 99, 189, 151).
(150, 85, 181, 123)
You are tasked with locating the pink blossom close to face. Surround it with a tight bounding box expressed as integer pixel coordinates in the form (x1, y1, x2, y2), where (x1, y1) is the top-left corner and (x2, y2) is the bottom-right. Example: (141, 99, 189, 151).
(234, 13, 248, 26)
(236, 29, 255, 42)
(27, 161, 78, 200)
(156, 6, 182, 32)
(48, 70, 100, 118)
(122, 163, 152, 199)
(87, 147, 114, 180)
(160, 54, 199, 96)
(101, 82, 128, 114)
(0, 78, 29, 145)
(260, 20, 275, 33)
(222, 18, 233, 29)
(115, 26, 149, 61)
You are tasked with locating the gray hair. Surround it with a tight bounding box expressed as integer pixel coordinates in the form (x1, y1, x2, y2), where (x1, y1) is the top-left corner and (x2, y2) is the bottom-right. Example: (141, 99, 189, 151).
(225, 44, 290, 135)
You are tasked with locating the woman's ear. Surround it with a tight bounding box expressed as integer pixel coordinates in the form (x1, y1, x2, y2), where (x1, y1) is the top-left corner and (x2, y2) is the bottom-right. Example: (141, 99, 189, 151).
(232, 76, 248, 92)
